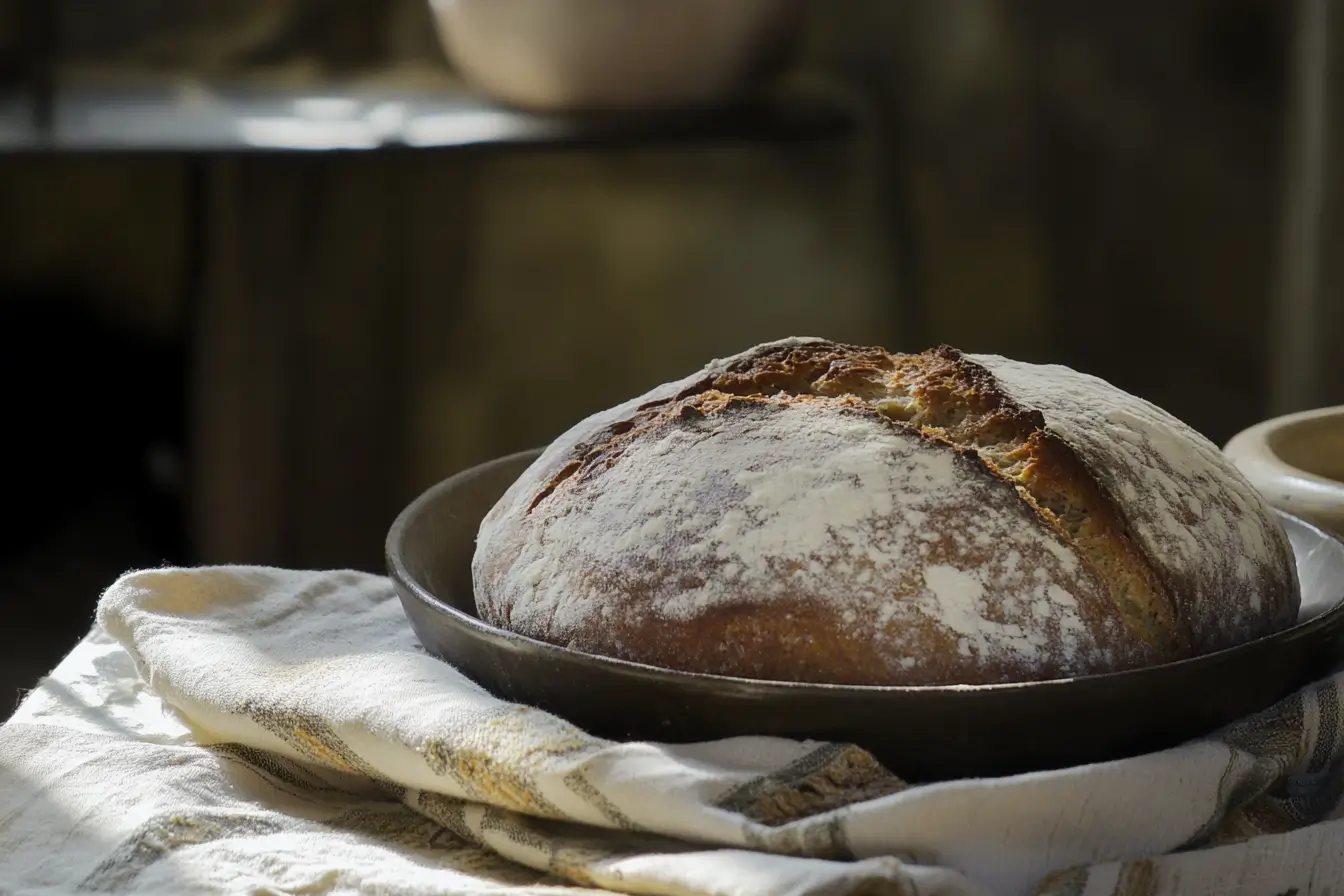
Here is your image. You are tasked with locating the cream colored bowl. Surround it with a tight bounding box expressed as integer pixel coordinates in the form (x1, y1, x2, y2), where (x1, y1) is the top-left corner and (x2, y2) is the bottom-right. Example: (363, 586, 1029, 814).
(1225, 406, 1344, 537)
(427, 0, 807, 111)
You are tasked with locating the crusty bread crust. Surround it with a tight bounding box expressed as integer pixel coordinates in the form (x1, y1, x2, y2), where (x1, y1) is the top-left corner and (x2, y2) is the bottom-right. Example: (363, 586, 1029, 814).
(472, 339, 1300, 686)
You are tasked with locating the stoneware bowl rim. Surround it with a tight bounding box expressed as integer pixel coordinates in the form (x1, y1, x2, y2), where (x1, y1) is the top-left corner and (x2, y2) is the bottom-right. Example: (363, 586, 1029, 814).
(1224, 405, 1344, 538)
(1227, 405, 1344, 484)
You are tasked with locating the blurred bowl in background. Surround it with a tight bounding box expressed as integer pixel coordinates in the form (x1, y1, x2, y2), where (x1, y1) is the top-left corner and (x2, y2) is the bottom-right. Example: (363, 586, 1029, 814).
(427, 0, 809, 111)
(1225, 406, 1344, 537)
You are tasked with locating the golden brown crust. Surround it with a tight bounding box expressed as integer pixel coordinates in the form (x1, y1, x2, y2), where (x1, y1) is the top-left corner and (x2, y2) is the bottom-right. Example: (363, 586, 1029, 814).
(473, 338, 1300, 686)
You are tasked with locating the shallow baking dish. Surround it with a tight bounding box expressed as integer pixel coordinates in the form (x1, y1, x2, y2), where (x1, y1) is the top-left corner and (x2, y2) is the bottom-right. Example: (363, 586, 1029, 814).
(387, 449, 1344, 782)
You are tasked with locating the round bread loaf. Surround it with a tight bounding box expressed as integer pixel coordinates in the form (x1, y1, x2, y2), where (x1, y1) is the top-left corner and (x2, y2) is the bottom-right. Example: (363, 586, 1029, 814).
(472, 338, 1300, 686)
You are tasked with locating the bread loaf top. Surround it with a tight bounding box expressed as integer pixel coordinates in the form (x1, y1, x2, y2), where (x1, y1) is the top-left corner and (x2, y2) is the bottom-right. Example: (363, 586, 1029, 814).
(472, 339, 1299, 686)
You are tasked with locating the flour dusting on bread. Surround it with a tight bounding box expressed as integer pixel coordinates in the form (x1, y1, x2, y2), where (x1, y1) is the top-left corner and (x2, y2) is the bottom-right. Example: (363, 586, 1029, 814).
(473, 338, 1300, 686)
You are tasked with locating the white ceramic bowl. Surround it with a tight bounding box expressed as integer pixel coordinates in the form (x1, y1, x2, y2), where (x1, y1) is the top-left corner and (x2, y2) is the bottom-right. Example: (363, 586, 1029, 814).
(1225, 406, 1344, 537)
(427, 0, 808, 111)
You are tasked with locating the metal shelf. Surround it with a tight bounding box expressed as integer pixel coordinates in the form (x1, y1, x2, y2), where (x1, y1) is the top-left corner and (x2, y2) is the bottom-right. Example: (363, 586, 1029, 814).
(0, 81, 857, 155)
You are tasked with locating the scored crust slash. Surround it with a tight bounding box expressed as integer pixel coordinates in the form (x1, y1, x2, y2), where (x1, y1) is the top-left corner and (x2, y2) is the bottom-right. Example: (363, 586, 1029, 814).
(471, 338, 1300, 688)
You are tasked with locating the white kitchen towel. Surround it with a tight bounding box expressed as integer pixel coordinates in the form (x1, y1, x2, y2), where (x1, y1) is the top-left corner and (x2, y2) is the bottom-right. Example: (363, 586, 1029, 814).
(0, 566, 1340, 896)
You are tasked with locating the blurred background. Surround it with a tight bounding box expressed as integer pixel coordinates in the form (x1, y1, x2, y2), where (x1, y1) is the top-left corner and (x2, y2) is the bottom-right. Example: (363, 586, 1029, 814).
(0, 0, 1341, 711)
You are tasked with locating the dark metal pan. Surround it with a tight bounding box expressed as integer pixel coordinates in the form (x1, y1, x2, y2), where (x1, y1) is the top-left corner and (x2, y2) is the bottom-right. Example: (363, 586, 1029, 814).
(386, 449, 1344, 782)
